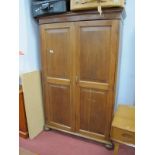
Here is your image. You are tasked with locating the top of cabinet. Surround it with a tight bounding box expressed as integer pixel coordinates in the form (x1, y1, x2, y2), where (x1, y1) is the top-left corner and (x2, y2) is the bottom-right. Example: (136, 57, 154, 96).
(37, 8, 126, 25)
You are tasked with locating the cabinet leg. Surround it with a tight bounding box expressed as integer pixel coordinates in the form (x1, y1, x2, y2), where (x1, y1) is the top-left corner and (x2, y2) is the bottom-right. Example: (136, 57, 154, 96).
(44, 125, 51, 131)
(105, 143, 114, 150)
(114, 142, 119, 155)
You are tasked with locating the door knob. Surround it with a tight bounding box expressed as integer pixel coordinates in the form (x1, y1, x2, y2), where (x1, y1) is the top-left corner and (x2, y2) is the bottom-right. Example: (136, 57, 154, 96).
(75, 76, 79, 83)
(49, 49, 54, 54)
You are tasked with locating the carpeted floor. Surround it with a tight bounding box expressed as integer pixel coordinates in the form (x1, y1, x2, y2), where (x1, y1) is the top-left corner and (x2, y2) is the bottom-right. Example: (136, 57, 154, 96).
(20, 147, 38, 155)
(19, 131, 135, 155)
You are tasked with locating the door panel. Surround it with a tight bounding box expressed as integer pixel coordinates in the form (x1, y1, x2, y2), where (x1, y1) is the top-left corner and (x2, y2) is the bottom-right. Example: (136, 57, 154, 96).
(80, 88, 107, 135)
(46, 28, 70, 79)
(48, 84, 71, 127)
(80, 26, 111, 83)
(41, 23, 74, 132)
(75, 20, 119, 140)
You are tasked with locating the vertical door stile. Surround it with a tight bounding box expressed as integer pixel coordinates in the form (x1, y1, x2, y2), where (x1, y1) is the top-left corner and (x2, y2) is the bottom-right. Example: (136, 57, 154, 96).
(70, 22, 76, 132)
(75, 21, 81, 132)
(105, 20, 121, 139)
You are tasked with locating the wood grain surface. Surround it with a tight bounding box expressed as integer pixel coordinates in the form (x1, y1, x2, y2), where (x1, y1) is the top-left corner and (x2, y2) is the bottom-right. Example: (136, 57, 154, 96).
(39, 9, 124, 144)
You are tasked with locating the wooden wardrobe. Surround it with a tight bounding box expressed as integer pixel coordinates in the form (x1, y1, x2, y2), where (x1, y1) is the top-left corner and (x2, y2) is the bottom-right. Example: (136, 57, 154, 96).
(39, 8, 125, 146)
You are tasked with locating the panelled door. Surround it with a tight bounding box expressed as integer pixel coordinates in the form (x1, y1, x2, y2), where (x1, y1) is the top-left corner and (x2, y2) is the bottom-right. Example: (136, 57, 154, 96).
(75, 20, 119, 141)
(40, 23, 75, 132)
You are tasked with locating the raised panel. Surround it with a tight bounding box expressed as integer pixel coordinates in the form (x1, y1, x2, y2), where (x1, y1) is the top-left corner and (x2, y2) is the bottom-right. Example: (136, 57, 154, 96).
(79, 26, 111, 83)
(80, 88, 107, 135)
(45, 28, 70, 79)
(48, 84, 71, 127)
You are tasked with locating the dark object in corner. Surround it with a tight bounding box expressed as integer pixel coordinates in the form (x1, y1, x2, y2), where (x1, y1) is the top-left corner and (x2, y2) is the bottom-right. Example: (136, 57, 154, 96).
(19, 85, 29, 138)
(32, 0, 70, 18)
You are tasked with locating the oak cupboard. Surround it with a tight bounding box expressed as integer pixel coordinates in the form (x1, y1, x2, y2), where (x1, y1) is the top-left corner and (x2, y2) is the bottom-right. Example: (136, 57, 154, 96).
(39, 8, 125, 146)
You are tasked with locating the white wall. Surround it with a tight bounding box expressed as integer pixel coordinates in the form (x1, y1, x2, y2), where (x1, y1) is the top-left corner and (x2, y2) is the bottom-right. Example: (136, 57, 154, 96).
(117, 0, 135, 105)
(19, 0, 135, 105)
(19, 0, 40, 74)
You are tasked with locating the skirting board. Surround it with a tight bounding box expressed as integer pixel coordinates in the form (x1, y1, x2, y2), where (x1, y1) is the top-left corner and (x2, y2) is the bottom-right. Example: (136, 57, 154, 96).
(21, 71, 45, 139)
